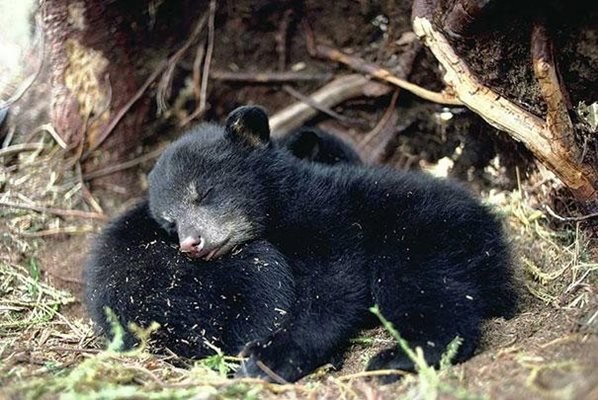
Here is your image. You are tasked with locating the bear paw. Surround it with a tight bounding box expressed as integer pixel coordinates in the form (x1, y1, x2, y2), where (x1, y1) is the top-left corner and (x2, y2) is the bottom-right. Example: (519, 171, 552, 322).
(235, 337, 310, 383)
(366, 348, 415, 384)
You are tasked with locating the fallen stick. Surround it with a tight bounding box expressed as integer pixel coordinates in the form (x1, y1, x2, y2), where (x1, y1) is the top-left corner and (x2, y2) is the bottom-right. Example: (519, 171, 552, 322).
(83, 147, 164, 180)
(209, 70, 332, 82)
(310, 43, 462, 106)
(0, 200, 108, 221)
(282, 85, 367, 128)
(269, 74, 390, 137)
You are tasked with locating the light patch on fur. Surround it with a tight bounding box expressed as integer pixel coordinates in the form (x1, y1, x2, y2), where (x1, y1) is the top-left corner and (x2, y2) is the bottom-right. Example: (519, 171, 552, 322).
(224, 211, 255, 240)
(230, 118, 244, 135)
(230, 118, 263, 147)
(186, 182, 199, 202)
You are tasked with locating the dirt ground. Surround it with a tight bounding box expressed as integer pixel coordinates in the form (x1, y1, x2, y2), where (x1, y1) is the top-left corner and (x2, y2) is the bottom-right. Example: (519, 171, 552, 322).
(1, 1, 597, 399)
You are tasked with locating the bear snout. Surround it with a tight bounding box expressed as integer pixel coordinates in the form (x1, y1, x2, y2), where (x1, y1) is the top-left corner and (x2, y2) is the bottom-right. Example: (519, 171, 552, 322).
(179, 235, 230, 261)
(179, 236, 204, 256)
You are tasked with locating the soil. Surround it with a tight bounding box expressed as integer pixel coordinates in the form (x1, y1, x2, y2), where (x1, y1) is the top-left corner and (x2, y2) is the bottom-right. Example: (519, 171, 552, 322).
(1, 0, 597, 398)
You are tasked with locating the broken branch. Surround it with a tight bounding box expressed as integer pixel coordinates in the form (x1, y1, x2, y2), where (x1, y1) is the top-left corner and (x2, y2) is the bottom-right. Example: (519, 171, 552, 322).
(0, 200, 108, 221)
(209, 70, 332, 83)
(269, 74, 390, 137)
(305, 24, 461, 106)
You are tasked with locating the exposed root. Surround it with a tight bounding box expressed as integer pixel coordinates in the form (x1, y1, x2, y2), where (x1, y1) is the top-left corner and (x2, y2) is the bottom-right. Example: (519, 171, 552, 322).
(442, 0, 494, 38)
(411, 0, 597, 202)
(531, 22, 574, 148)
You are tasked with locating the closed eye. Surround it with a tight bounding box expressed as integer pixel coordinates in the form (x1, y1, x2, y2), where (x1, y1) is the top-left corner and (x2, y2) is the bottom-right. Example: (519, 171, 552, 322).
(194, 187, 213, 205)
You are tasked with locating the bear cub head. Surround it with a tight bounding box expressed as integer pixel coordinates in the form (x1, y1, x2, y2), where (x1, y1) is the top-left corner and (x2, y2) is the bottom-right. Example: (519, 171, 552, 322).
(148, 106, 277, 260)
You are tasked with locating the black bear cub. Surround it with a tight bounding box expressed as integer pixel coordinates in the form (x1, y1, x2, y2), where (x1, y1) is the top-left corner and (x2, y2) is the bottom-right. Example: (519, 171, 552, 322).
(84, 127, 359, 358)
(277, 128, 361, 165)
(146, 106, 516, 382)
(85, 202, 294, 357)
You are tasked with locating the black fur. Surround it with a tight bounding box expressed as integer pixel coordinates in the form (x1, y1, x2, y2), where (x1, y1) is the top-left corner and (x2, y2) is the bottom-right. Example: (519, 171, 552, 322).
(147, 106, 517, 382)
(84, 125, 358, 358)
(276, 128, 361, 165)
(84, 201, 294, 358)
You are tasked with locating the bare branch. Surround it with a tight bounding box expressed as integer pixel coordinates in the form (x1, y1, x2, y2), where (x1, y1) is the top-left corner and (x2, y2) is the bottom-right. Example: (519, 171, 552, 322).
(269, 75, 390, 137)
(0, 200, 108, 221)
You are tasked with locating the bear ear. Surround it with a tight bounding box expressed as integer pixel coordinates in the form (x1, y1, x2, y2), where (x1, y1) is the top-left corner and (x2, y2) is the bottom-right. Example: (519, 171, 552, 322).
(286, 129, 320, 160)
(224, 106, 270, 147)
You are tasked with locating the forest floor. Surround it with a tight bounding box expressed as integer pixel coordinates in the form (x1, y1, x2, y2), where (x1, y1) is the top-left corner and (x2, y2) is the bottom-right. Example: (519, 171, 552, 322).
(0, 137, 596, 400)
(1, 1, 597, 399)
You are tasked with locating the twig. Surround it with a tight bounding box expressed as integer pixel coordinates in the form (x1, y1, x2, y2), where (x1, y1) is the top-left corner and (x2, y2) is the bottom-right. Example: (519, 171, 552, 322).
(84, 59, 168, 158)
(0, 200, 108, 221)
(127, 365, 166, 388)
(209, 70, 332, 82)
(75, 162, 104, 213)
(270, 74, 390, 137)
(192, 40, 207, 101)
(180, 0, 216, 127)
(157, 14, 208, 114)
(199, 0, 216, 114)
(359, 89, 400, 149)
(304, 23, 461, 106)
(282, 85, 367, 128)
(312, 43, 461, 105)
(30, 123, 68, 149)
(336, 369, 408, 381)
(543, 204, 598, 222)
(83, 147, 164, 180)
(44, 346, 101, 354)
(275, 9, 293, 71)
(2, 125, 16, 148)
(564, 268, 592, 294)
(16, 225, 95, 237)
(0, 143, 45, 158)
(255, 360, 289, 385)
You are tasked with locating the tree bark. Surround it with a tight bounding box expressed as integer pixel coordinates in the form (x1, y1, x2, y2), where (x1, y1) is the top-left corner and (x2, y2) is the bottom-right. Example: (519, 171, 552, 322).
(42, 0, 147, 165)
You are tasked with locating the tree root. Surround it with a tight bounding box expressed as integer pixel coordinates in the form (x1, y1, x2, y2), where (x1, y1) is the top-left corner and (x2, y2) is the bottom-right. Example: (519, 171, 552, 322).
(412, 0, 597, 203)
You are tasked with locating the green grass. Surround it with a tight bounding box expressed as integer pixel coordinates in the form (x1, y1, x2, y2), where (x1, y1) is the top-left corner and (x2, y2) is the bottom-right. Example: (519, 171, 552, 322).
(371, 305, 483, 400)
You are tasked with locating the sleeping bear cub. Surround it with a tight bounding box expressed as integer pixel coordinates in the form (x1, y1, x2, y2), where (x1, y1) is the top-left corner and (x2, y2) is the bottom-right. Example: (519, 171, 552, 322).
(84, 127, 360, 360)
(147, 106, 516, 382)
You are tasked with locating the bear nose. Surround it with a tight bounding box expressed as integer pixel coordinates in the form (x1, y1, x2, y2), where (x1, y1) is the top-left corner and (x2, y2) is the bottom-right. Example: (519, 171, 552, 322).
(180, 236, 204, 253)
